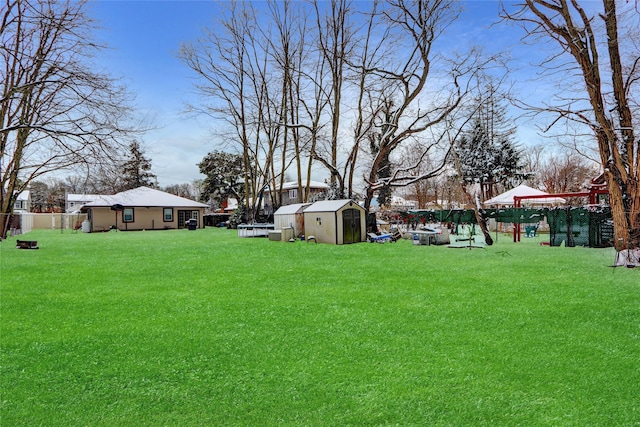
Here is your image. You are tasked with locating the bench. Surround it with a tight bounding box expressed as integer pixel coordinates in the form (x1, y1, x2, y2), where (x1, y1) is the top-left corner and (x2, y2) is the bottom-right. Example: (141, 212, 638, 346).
(16, 240, 39, 249)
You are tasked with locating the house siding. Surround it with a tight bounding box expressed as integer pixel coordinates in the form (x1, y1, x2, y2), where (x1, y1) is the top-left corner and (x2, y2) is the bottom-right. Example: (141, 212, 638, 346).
(89, 207, 204, 231)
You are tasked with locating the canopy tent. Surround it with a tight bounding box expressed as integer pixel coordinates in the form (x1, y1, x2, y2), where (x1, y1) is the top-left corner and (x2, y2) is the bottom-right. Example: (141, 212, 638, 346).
(484, 184, 566, 206)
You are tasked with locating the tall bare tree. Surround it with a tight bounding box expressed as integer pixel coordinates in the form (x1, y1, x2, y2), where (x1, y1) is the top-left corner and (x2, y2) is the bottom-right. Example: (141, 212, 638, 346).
(502, 0, 639, 252)
(1, 0, 139, 237)
(179, 2, 272, 222)
(358, 0, 495, 217)
(182, 0, 500, 220)
(538, 149, 600, 195)
(311, 0, 352, 197)
(266, 0, 310, 207)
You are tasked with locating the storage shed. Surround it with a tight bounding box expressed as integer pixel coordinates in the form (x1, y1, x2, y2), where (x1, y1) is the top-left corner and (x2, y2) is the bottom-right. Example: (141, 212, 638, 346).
(303, 199, 366, 244)
(273, 203, 310, 237)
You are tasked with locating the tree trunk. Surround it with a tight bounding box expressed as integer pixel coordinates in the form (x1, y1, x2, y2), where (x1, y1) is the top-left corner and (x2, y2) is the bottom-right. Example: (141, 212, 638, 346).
(460, 184, 493, 246)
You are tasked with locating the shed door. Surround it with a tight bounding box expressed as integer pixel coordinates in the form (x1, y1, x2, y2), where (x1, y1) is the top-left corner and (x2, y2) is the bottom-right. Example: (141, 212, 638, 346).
(342, 209, 361, 244)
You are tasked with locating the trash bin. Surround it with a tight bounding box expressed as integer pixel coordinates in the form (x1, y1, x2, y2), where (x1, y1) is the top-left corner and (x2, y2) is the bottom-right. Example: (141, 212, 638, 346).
(187, 219, 197, 230)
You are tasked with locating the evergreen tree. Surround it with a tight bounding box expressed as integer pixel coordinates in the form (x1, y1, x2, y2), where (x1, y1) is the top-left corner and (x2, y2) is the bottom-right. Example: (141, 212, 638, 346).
(197, 151, 244, 207)
(455, 86, 524, 200)
(120, 141, 157, 190)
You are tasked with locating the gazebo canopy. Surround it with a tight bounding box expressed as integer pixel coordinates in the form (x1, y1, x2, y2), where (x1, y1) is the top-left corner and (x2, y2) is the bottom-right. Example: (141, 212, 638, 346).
(484, 184, 566, 206)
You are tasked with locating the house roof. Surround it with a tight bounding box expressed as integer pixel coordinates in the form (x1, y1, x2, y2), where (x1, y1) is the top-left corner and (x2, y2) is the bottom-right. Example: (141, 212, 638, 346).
(274, 203, 311, 215)
(67, 194, 102, 203)
(266, 180, 330, 192)
(15, 190, 30, 201)
(303, 199, 362, 213)
(82, 186, 207, 208)
(484, 184, 566, 206)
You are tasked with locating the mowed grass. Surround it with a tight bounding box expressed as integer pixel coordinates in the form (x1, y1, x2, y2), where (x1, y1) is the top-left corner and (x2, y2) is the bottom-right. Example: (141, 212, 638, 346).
(1, 228, 639, 426)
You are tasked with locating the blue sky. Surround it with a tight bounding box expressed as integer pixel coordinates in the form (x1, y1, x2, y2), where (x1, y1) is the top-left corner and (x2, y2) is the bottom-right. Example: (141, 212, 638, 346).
(90, 1, 221, 187)
(88, 1, 546, 188)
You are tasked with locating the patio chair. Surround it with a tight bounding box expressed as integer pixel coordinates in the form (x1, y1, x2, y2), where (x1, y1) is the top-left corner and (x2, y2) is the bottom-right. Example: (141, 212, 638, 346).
(525, 224, 538, 238)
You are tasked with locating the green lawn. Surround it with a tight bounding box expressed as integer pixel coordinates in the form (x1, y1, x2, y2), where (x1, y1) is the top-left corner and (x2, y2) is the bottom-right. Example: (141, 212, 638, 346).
(1, 228, 638, 426)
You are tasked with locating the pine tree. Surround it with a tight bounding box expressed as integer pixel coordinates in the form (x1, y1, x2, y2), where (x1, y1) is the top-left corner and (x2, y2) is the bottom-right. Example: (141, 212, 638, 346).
(455, 86, 523, 200)
(120, 141, 157, 191)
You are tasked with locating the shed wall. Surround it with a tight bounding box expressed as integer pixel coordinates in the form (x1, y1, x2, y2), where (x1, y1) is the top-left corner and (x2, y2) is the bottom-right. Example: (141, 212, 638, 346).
(274, 213, 304, 236)
(304, 211, 338, 244)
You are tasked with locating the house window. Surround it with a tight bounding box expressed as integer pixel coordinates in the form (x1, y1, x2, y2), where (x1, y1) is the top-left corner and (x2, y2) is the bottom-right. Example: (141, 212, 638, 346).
(288, 189, 298, 200)
(123, 208, 134, 223)
(163, 208, 173, 222)
(14, 201, 22, 210)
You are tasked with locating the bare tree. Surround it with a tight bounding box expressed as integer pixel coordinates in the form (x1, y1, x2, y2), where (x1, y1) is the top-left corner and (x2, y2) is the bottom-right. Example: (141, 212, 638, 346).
(162, 182, 201, 202)
(182, 0, 499, 222)
(266, 0, 310, 207)
(502, 0, 639, 252)
(179, 2, 273, 222)
(397, 141, 452, 208)
(538, 149, 600, 195)
(310, 0, 353, 197)
(357, 0, 496, 219)
(1, 0, 140, 237)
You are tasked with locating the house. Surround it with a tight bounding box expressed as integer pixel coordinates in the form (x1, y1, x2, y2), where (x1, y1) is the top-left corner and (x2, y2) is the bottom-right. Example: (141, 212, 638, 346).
(13, 190, 31, 212)
(263, 180, 329, 214)
(80, 186, 208, 232)
(273, 203, 311, 237)
(303, 199, 366, 245)
(66, 194, 102, 213)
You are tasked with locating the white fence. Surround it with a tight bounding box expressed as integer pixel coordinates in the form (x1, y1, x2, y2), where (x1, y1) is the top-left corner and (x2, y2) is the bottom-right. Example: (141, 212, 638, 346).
(2, 212, 88, 237)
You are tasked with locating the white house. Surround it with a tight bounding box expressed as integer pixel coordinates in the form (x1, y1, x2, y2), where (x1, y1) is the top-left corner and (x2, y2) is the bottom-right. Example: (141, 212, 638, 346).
(13, 190, 31, 212)
(66, 194, 102, 213)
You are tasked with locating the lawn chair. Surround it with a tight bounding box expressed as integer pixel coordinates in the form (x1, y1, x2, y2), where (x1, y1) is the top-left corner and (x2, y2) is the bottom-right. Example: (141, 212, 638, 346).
(368, 232, 391, 243)
(389, 228, 403, 242)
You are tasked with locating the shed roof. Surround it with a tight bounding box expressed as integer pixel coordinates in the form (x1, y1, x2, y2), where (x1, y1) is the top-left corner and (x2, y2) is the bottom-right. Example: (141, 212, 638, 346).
(82, 186, 208, 208)
(304, 199, 362, 213)
(274, 203, 311, 215)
